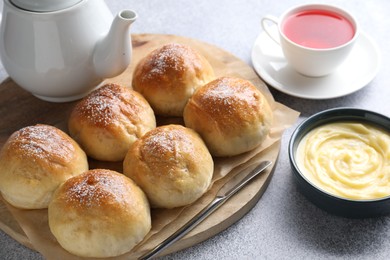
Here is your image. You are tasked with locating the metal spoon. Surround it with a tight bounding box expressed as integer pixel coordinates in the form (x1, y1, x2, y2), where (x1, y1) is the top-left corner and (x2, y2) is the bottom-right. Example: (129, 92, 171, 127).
(140, 160, 272, 260)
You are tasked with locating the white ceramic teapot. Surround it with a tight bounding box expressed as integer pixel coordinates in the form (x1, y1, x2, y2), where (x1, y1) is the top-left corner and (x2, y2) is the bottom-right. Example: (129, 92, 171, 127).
(0, 0, 137, 102)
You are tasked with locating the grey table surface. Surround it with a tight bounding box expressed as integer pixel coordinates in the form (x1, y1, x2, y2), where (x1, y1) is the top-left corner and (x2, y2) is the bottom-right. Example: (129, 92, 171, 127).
(0, 0, 389, 259)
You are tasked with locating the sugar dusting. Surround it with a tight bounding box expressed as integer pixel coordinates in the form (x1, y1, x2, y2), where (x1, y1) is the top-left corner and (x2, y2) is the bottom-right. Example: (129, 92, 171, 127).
(140, 126, 196, 161)
(9, 125, 74, 161)
(81, 95, 115, 125)
(74, 84, 122, 126)
(141, 43, 202, 82)
(73, 84, 146, 127)
(203, 77, 257, 102)
(143, 128, 178, 156)
(194, 77, 261, 125)
(65, 170, 129, 208)
(139, 126, 196, 177)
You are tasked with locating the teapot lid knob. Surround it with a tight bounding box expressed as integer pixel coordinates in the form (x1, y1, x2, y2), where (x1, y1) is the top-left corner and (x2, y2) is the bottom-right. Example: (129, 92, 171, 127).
(10, 0, 83, 12)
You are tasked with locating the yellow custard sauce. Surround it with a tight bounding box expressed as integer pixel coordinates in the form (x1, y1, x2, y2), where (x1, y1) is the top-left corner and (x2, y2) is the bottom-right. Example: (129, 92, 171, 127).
(297, 122, 390, 200)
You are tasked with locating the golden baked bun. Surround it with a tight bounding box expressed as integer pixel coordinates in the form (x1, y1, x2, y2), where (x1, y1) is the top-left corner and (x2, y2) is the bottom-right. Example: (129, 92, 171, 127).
(0, 124, 88, 209)
(48, 169, 151, 258)
(68, 83, 156, 162)
(183, 77, 273, 157)
(132, 43, 215, 117)
(123, 124, 213, 209)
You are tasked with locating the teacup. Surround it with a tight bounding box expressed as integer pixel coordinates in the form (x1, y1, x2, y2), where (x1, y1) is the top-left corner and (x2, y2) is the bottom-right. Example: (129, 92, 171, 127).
(261, 4, 359, 77)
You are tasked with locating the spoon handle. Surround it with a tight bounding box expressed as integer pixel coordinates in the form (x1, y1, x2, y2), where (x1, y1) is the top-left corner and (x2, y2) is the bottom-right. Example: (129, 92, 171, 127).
(140, 160, 272, 260)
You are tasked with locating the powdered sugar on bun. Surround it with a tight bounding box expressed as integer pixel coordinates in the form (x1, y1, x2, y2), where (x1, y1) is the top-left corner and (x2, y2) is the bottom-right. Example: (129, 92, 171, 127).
(184, 77, 273, 157)
(68, 83, 156, 161)
(0, 124, 88, 209)
(132, 43, 215, 117)
(48, 169, 151, 258)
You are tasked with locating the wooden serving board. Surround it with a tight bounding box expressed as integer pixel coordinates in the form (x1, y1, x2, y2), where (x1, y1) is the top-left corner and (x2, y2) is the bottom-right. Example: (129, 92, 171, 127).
(0, 34, 282, 258)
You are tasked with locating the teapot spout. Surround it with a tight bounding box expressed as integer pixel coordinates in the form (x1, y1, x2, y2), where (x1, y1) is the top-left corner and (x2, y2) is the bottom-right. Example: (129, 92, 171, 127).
(93, 10, 137, 79)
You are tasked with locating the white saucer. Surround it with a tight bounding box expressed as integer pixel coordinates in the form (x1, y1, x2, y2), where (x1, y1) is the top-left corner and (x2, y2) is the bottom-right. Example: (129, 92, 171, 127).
(251, 30, 381, 99)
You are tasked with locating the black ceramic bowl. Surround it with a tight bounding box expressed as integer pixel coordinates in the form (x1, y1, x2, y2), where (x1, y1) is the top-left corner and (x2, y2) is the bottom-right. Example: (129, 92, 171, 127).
(289, 107, 390, 218)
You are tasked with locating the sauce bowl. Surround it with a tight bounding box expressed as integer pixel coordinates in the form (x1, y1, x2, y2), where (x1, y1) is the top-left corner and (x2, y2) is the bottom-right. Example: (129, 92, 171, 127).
(289, 107, 390, 218)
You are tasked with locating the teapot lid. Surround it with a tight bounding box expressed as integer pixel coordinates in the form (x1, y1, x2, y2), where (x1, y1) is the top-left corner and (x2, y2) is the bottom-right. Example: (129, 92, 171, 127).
(10, 0, 83, 12)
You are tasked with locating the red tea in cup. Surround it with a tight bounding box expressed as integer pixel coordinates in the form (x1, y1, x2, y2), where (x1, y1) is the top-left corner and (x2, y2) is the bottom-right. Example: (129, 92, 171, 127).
(261, 4, 359, 76)
(282, 10, 355, 49)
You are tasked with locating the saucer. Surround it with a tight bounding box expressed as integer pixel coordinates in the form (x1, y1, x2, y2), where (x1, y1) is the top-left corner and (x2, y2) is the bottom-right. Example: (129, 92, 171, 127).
(251, 30, 381, 99)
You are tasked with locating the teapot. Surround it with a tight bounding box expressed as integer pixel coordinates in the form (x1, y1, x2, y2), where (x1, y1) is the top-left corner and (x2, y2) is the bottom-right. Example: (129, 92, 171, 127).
(0, 0, 137, 102)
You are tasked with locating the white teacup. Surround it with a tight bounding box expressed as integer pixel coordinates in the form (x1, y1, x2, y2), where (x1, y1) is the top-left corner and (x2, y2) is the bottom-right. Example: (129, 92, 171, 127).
(261, 4, 359, 77)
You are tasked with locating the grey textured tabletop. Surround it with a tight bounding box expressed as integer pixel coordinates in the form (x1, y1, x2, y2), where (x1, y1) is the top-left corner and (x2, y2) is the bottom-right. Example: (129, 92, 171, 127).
(0, 0, 389, 259)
